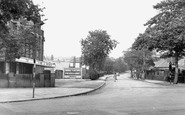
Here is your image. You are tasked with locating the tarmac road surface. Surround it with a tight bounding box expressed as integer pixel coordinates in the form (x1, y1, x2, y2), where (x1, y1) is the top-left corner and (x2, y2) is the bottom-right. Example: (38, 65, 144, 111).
(1, 72, 185, 115)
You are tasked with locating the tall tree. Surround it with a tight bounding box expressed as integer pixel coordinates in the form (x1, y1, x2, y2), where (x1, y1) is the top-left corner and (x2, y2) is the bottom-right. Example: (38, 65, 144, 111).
(103, 57, 115, 74)
(124, 49, 154, 79)
(143, 0, 185, 84)
(0, 0, 44, 60)
(51, 55, 54, 61)
(2, 18, 42, 61)
(123, 50, 135, 78)
(113, 57, 127, 73)
(81, 30, 118, 71)
(0, 0, 43, 28)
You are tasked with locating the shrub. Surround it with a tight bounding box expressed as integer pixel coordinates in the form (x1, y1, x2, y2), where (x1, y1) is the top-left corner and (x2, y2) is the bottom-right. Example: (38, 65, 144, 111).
(89, 70, 100, 80)
(98, 71, 105, 77)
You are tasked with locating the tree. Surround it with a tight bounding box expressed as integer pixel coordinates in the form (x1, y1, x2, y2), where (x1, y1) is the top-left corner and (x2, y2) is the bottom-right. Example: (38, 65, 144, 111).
(51, 55, 54, 61)
(103, 57, 128, 74)
(0, 0, 43, 28)
(123, 50, 135, 78)
(103, 57, 115, 74)
(1, 18, 42, 62)
(123, 49, 154, 79)
(132, 31, 155, 51)
(113, 57, 127, 73)
(81, 30, 118, 72)
(143, 0, 185, 84)
(0, 0, 44, 60)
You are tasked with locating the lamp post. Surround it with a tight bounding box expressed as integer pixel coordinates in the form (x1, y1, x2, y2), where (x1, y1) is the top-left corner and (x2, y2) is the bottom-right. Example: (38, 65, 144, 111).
(32, 23, 37, 98)
(33, 58, 36, 98)
(32, 19, 47, 98)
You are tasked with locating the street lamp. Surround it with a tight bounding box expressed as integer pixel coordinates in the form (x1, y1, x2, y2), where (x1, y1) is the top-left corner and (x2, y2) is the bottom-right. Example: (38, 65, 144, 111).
(32, 19, 47, 98)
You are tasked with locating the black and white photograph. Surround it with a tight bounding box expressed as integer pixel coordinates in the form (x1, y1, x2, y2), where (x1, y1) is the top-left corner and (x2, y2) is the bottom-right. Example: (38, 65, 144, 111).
(0, 0, 185, 114)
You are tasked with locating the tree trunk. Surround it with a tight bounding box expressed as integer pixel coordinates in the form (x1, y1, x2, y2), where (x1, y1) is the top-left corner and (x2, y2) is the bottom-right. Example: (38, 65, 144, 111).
(142, 50, 146, 80)
(136, 69, 140, 79)
(142, 71, 146, 80)
(173, 56, 178, 84)
(130, 69, 133, 78)
(89, 63, 95, 72)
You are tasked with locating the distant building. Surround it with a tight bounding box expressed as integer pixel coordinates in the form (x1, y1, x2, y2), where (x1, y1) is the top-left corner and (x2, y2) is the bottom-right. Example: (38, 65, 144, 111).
(69, 56, 81, 68)
(63, 56, 89, 79)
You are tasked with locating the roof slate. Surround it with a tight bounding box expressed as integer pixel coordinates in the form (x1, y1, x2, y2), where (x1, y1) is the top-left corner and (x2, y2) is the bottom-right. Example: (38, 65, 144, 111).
(154, 58, 185, 69)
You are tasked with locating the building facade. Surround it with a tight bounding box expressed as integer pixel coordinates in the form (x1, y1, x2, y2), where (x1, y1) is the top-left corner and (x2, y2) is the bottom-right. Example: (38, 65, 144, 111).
(62, 56, 89, 79)
(0, 18, 55, 75)
(146, 58, 185, 83)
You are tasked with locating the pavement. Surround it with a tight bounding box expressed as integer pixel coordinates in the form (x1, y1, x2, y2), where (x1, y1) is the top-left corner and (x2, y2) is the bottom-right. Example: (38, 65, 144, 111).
(144, 79, 185, 86)
(0, 76, 110, 103)
(0, 74, 184, 103)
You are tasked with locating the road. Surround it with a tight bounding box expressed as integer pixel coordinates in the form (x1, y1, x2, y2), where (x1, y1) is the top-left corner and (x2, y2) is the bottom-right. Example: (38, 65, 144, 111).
(1, 72, 185, 115)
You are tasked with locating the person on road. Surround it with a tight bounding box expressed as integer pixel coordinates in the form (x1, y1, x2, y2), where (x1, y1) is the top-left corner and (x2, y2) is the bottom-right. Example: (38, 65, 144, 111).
(116, 72, 119, 77)
(169, 71, 172, 84)
(113, 72, 117, 82)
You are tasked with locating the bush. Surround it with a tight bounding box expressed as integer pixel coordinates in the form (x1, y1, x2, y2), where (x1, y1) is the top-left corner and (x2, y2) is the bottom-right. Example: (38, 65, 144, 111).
(98, 71, 105, 77)
(89, 70, 100, 80)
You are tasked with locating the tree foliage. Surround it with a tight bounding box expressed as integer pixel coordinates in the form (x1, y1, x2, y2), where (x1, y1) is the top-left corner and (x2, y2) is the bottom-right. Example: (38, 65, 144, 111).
(133, 0, 185, 83)
(0, 0, 44, 61)
(0, 0, 43, 27)
(103, 57, 128, 74)
(103, 57, 115, 74)
(51, 54, 54, 61)
(124, 49, 154, 79)
(81, 30, 118, 71)
(123, 50, 136, 72)
(145, 1, 185, 58)
(2, 18, 41, 61)
(113, 57, 127, 73)
(132, 30, 156, 51)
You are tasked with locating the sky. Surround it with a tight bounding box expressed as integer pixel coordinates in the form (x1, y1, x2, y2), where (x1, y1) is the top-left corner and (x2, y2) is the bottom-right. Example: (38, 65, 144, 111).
(33, 0, 162, 58)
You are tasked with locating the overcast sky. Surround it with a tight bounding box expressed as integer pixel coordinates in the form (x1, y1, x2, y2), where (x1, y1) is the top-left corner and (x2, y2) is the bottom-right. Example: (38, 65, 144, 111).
(33, 0, 162, 58)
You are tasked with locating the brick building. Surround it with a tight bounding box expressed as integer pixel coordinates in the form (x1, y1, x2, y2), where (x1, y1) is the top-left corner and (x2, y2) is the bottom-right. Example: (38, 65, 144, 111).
(146, 58, 185, 83)
(0, 18, 55, 87)
(0, 18, 55, 75)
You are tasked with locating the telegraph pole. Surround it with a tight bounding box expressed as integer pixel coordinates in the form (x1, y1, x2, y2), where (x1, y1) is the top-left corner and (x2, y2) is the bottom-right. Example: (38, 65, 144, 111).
(33, 58, 36, 98)
(32, 22, 40, 98)
(31, 10, 47, 98)
(32, 23, 37, 98)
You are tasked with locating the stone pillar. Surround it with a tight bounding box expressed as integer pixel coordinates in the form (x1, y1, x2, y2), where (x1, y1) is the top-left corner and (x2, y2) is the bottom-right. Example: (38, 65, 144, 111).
(50, 73, 55, 87)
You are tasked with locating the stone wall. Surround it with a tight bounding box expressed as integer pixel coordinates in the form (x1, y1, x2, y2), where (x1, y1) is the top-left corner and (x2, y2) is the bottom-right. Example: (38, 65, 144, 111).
(0, 74, 9, 88)
(146, 69, 185, 83)
(55, 70, 63, 79)
(0, 73, 55, 88)
(146, 70, 168, 81)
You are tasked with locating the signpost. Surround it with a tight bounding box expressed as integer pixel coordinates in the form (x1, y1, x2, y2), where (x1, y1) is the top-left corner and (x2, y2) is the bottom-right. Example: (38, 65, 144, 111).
(33, 58, 36, 98)
(63, 68, 82, 79)
(15, 57, 55, 98)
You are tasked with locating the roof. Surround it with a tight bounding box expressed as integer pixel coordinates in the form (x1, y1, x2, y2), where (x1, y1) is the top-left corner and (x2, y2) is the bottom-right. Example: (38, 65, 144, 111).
(55, 61, 70, 70)
(154, 59, 169, 68)
(154, 58, 185, 69)
(15, 57, 55, 68)
(70, 57, 81, 63)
